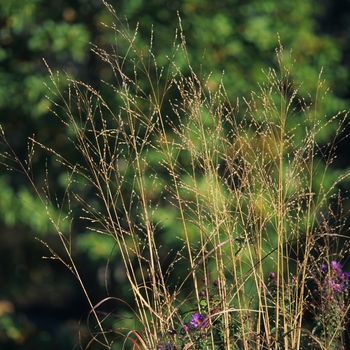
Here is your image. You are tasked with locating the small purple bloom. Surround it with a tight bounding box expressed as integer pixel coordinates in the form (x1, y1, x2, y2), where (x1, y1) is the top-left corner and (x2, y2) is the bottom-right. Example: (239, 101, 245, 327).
(200, 290, 206, 297)
(320, 264, 328, 272)
(182, 322, 190, 332)
(213, 280, 219, 287)
(190, 313, 207, 328)
(339, 271, 349, 281)
(269, 272, 276, 280)
(158, 344, 175, 350)
(330, 261, 342, 273)
(328, 280, 346, 292)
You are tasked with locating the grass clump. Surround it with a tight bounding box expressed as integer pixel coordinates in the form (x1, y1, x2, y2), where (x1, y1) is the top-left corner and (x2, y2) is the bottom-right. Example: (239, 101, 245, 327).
(1, 2, 350, 349)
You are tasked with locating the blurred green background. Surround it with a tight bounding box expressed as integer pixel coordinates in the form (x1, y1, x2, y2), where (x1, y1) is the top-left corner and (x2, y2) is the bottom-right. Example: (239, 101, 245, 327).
(0, 0, 350, 348)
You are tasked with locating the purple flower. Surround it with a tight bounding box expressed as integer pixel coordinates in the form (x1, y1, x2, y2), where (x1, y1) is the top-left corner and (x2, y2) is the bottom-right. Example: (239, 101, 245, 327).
(157, 344, 175, 350)
(330, 261, 342, 273)
(328, 280, 346, 292)
(213, 280, 219, 287)
(200, 290, 206, 297)
(190, 313, 207, 328)
(339, 271, 349, 281)
(320, 264, 328, 272)
(182, 322, 190, 332)
(269, 272, 276, 280)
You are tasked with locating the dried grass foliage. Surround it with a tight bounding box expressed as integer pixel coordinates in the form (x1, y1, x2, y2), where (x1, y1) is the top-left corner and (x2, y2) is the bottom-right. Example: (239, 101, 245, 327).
(1, 6, 350, 349)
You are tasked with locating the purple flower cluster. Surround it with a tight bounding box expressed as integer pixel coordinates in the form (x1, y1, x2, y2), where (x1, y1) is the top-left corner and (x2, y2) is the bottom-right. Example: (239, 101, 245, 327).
(321, 261, 349, 293)
(157, 344, 175, 350)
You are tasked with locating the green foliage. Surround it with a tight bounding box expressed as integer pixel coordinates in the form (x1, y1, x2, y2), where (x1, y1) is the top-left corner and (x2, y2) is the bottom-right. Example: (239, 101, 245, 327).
(76, 232, 117, 261)
(0, 175, 66, 235)
(0, 0, 348, 231)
